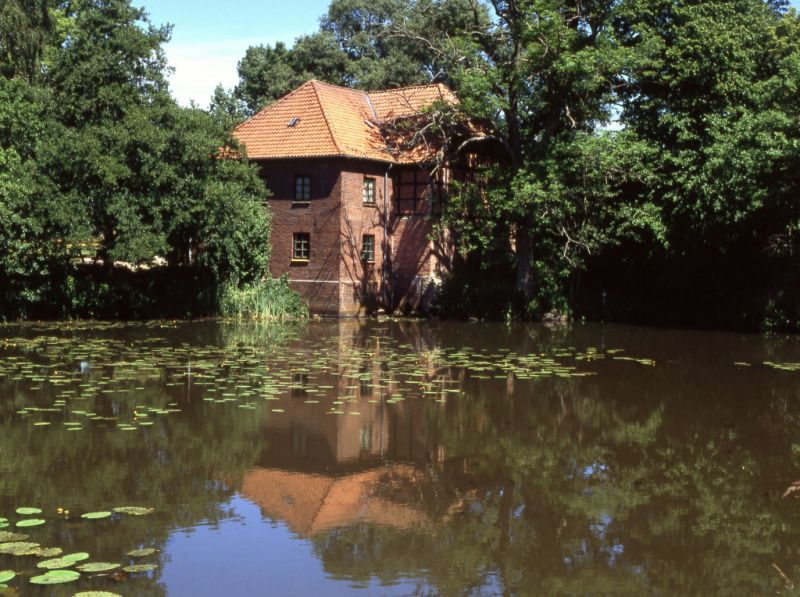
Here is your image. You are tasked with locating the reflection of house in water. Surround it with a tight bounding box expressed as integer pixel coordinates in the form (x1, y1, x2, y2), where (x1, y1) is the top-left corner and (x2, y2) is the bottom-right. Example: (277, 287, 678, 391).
(240, 399, 441, 537)
(254, 397, 435, 472)
(239, 320, 456, 537)
(241, 465, 428, 537)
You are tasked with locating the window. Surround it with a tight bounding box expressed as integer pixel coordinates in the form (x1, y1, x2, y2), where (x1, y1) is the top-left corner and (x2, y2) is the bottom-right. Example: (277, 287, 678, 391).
(361, 234, 375, 262)
(363, 177, 376, 204)
(396, 169, 430, 214)
(293, 233, 310, 261)
(295, 176, 311, 201)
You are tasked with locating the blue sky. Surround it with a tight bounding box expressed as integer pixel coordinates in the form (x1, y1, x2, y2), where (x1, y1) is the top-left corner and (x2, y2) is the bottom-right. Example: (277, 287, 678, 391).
(140, 0, 330, 106)
(139, 0, 800, 108)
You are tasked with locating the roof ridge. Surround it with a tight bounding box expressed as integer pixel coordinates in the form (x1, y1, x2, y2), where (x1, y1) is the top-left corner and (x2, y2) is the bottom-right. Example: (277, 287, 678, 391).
(311, 80, 343, 155)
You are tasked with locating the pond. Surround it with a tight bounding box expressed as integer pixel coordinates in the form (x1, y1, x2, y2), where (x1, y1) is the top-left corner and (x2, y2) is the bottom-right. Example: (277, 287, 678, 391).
(1, 319, 800, 595)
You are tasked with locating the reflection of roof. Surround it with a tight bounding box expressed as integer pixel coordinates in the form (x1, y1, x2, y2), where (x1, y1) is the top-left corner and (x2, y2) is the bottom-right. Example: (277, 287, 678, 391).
(241, 465, 428, 537)
(232, 80, 458, 164)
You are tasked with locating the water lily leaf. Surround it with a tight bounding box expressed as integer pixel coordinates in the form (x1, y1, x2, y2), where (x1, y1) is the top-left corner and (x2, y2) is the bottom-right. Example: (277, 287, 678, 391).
(29, 569, 80, 585)
(122, 564, 157, 573)
(16, 519, 45, 528)
(15, 507, 41, 515)
(0, 532, 28, 542)
(61, 552, 90, 563)
(0, 571, 14, 583)
(30, 546, 62, 557)
(73, 592, 123, 597)
(113, 507, 154, 516)
(80, 511, 112, 520)
(126, 547, 157, 557)
(76, 562, 120, 573)
(37, 557, 75, 569)
(0, 541, 40, 555)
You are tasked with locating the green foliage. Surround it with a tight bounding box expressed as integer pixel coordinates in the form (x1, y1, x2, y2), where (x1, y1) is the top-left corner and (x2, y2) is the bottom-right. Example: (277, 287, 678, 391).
(431, 0, 800, 326)
(592, 0, 800, 328)
(0, 0, 53, 80)
(233, 0, 490, 113)
(218, 276, 309, 321)
(0, 0, 299, 321)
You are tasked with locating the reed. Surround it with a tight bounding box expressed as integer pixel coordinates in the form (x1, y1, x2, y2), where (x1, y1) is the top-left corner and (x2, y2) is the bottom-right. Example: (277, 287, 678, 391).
(218, 276, 308, 321)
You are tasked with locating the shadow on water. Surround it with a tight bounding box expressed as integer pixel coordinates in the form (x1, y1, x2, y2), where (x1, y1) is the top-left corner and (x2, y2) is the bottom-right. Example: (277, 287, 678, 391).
(2, 319, 800, 595)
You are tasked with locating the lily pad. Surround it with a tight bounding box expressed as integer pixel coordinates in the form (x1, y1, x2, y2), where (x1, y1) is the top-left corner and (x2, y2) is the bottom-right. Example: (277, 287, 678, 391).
(113, 506, 154, 516)
(38, 557, 76, 569)
(0, 532, 28, 542)
(15, 507, 41, 516)
(61, 552, 90, 564)
(76, 562, 121, 573)
(0, 571, 15, 583)
(30, 546, 62, 557)
(126, 547, 157, 557)
(80, 511, 112, 520)
(73, 592, 124, 597)
(0, 541, 40, 555)
(29, 569, 80, 585)
(122, 563, 157, 573)
(16, 518, 45, 528)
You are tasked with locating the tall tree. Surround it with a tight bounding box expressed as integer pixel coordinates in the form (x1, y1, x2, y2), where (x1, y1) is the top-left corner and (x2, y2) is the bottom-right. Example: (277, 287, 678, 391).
(425, 0, 636, 312)
(605, 0, 800, 326)
(0, 0, 53, 80)
(233, 0, 490, 114)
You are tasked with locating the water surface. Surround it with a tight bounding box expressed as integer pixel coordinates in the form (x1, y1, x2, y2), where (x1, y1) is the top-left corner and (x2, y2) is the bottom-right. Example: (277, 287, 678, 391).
(1, 320, 800, 595)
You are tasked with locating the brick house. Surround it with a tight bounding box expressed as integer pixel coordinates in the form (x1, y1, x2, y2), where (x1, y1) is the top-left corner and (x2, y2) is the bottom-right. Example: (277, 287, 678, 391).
(233, 79, 483, 315)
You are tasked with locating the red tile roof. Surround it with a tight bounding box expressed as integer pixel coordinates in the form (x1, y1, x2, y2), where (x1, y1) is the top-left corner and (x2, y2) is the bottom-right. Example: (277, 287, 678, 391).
(241, 465, 429, 537)
(232, 80, 459, 164)
(369, 83, 457, 121)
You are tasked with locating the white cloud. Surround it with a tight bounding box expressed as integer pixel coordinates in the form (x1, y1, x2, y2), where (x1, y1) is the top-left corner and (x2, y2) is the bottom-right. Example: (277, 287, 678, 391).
(163, 36, 296, 108)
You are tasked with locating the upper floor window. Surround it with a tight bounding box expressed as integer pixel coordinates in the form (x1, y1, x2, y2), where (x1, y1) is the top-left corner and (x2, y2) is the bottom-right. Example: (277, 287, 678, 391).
(261, 176, 270, 206)
(363, 177, 376, 204)
(295, 176, 311, 201)
(361, 234, 375, 263)
(396, 169, 429, 214)
(293, 232, 310, 261)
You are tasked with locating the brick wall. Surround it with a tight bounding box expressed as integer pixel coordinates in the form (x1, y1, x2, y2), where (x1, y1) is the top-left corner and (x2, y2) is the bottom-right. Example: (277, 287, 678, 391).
(256, 158, 452, 316)
(338, 162, 394, 315)
(389, 166, 452, 312)
(257, 158, 344, 315)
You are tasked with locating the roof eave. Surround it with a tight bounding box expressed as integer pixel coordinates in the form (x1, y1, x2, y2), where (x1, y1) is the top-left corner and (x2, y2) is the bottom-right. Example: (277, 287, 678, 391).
(248, 152, 399, 164)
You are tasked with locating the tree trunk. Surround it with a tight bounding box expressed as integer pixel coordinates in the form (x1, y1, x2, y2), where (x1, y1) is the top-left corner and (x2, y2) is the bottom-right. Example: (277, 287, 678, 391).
(515, 224, 534, 302)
